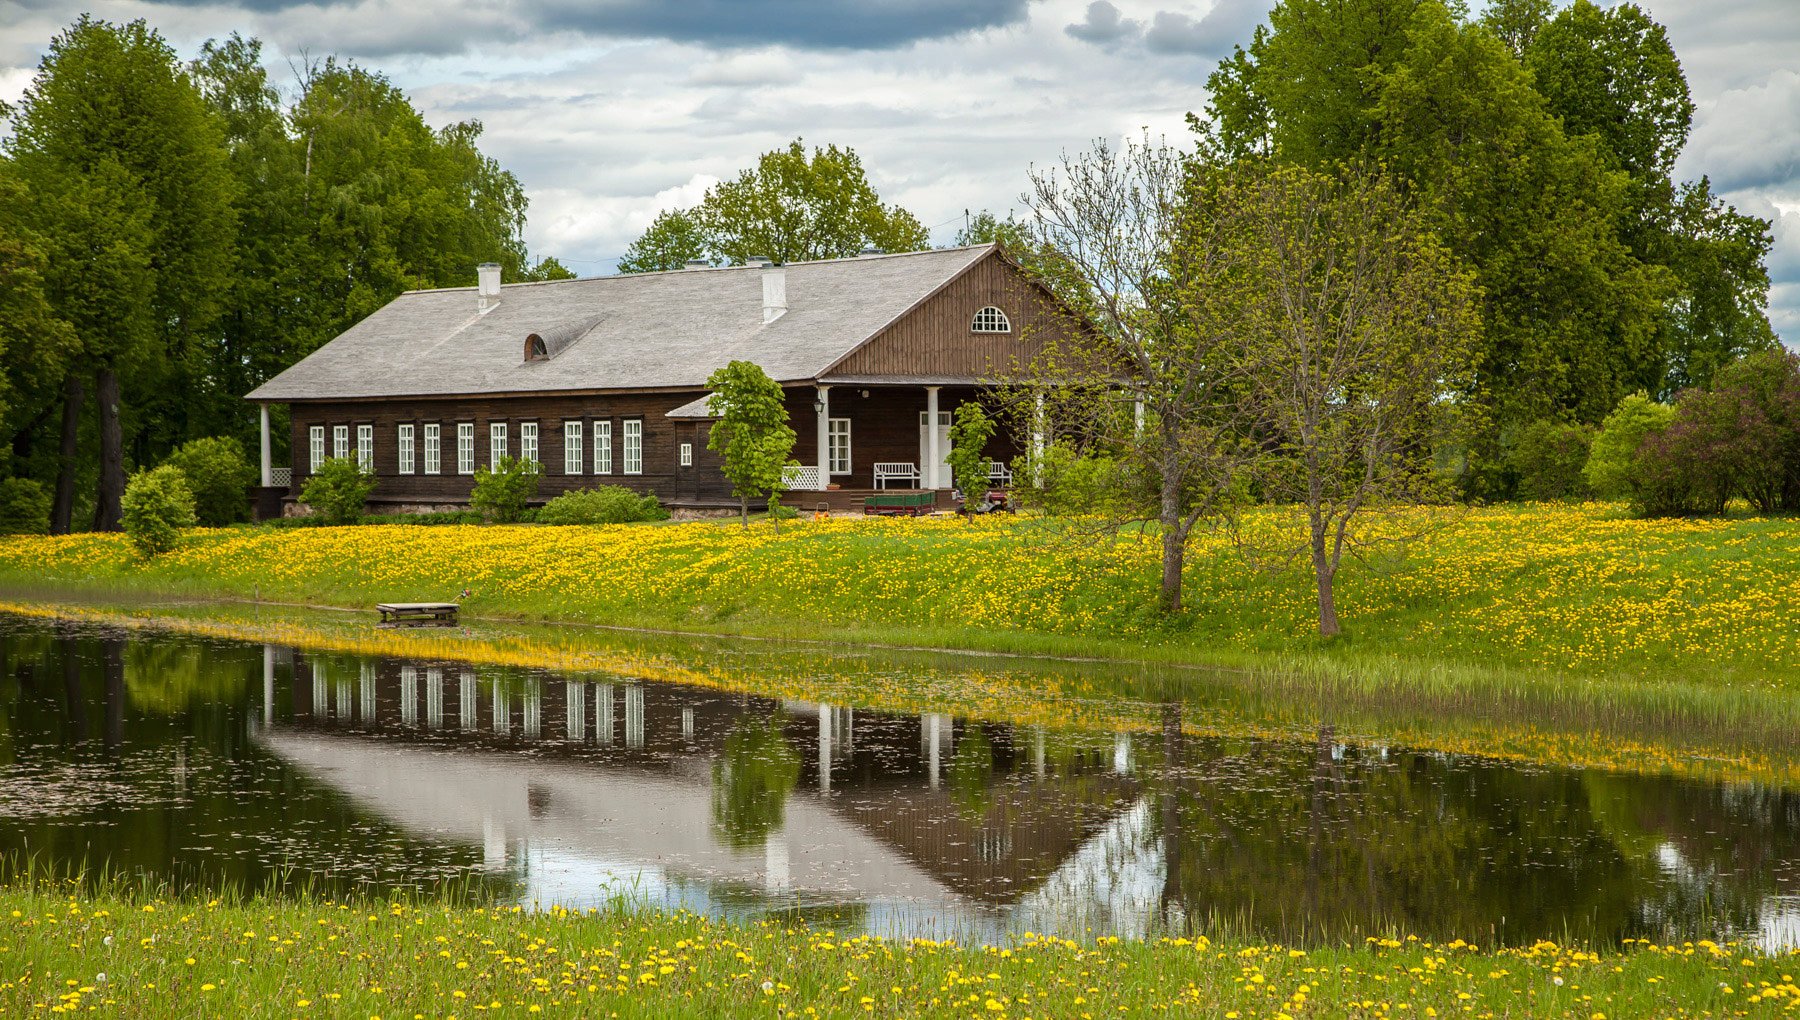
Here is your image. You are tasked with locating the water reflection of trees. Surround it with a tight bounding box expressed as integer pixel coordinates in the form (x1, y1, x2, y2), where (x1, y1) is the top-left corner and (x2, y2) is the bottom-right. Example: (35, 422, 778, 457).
(711, 716, 800, 849)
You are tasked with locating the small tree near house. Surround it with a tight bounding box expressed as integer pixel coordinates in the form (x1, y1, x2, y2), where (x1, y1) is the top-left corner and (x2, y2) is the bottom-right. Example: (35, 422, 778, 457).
(706, 361, 797, 529)
(944, 402, 997, 519)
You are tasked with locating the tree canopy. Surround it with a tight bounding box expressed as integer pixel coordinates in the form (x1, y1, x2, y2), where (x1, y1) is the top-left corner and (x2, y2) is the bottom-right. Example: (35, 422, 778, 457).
(619, 140, 929, 271)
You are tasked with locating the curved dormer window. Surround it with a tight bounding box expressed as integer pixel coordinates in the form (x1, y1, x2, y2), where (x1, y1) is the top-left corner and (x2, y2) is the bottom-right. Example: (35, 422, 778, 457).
(972, 306, 1011, 333)
(524, 335, 548, 361)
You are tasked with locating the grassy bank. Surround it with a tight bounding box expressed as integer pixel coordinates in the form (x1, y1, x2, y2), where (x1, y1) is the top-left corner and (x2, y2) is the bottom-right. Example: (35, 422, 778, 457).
(5, 883, 1793, 1018)
(2, 503, 1798, 685)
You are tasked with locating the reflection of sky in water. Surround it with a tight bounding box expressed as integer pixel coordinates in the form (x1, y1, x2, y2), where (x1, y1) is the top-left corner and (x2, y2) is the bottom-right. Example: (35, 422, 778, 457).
(10, 623, 1800, 951)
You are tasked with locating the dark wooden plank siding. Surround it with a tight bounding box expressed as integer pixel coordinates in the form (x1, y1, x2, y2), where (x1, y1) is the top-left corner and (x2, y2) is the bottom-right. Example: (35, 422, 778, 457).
(826, 251, 1064, 379)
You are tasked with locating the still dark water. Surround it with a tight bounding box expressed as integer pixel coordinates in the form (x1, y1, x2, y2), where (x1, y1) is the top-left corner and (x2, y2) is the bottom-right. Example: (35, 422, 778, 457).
(4, 614, 1799, 948)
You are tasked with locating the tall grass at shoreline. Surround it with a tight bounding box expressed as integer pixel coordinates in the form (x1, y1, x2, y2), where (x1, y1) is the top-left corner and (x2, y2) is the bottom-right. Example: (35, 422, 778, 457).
(4, 871, 1794, 1019)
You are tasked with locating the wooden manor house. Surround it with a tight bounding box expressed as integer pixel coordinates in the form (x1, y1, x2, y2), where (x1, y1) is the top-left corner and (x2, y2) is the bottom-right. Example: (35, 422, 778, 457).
(247, 244, 1074, 516)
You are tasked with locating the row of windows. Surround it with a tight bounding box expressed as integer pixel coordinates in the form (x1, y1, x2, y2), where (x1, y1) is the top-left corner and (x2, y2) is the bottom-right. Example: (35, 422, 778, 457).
(308, 420, 647, 476)
(305, 417, 857, 478)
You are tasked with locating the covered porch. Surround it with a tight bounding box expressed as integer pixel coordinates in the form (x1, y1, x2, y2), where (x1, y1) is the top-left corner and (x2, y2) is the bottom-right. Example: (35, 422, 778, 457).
(776, 379, 1033, 498)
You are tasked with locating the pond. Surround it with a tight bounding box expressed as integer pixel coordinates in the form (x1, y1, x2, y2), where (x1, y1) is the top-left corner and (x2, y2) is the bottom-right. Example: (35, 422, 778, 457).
(4, 612, 1799, 949)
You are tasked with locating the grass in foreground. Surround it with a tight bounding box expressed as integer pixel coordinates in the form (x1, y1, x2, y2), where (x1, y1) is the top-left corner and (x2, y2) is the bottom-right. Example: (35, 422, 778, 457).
(2, 503, 1798, 687)
(3, 883, 1794, 1018)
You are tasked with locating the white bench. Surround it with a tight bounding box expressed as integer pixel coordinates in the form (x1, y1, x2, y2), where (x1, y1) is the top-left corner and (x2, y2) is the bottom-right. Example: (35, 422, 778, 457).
(873, 462, 921, 489)
(988, 461, 1013, 486)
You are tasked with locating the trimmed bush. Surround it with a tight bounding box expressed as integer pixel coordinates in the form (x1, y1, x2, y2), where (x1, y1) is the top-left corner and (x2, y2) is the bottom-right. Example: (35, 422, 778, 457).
(1508, 420, 1594, 501)
(164, 436, 256, 526)
(299, 457, 376, 525)
(1708, 348, 1800, 512)
(537, 485, 669, 525)
(120, 465, 197, 556)
(0, 478, 51, 535)
(471, 456, 543, 523)
(1583, 393, 1674, 500)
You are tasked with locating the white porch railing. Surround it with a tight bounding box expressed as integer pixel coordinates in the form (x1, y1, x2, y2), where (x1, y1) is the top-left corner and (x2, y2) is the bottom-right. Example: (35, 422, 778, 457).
(782, 465, 823, 490)
(270, 467, 292, 488)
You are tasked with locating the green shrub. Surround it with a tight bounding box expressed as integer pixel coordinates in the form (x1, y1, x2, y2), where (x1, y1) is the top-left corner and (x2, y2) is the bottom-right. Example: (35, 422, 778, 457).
(120, 465, 197, 556)
(0, 478, 51, 535)
(164, 436, 256, 526)
(299, 457, 376, 525)
(1583, 393, 1675, 500)
(471, 456, 543, 523)
(537, 485, 669, 525)
(1508, 420, 1595, 501)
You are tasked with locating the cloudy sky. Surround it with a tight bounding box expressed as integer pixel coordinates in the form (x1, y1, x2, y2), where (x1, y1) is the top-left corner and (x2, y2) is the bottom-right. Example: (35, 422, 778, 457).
(2, 0, 1795, 343)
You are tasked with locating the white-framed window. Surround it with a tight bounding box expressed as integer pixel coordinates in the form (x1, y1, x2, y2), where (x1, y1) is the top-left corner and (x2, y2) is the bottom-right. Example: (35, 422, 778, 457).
(356, 425, 374, 471)
(828, 418, 852, 475)
(564, 421, 583, 475)
(423, 424, 441, 475)
(593, 421, 612, 474)
(679, 442, 693, 467)
(457, 423, 475, 474)
(520, 421, 539, 465)
(309, 426, 325, 472)
(622, 419, 643, 475)
(489, 422, 507, 467)
(972, 305, 1011, 333)
(397, 424, 415, 474)
(332, 425, 349, 460)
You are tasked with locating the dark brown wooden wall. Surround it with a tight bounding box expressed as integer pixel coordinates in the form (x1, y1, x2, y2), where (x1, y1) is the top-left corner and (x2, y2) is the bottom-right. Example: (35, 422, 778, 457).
(825, 251, 1066, 379)
(287, 391, 737, 506)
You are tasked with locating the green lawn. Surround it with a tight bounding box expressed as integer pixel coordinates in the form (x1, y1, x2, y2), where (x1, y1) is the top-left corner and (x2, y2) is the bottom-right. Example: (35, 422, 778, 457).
(4, 884, 1793, 1019)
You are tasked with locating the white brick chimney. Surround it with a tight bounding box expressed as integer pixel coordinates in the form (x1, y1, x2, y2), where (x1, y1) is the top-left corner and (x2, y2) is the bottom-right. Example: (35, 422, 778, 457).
(761, 262, 787, 323)
(477, 262, 502, 312)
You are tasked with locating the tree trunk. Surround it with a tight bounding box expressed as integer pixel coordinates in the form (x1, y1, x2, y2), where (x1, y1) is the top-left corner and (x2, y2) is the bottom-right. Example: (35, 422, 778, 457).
(740, 495, 749, 529)
(1157, 470, 1185, 614)
(95, 366, 124, 532)
(1311, 524, 1340, 637)
(769, 494, 781, 535)
(52, 374, 84, 535)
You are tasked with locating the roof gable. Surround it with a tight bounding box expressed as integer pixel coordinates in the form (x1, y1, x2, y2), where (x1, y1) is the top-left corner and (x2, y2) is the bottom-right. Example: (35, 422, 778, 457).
(247, 246, 996, 402)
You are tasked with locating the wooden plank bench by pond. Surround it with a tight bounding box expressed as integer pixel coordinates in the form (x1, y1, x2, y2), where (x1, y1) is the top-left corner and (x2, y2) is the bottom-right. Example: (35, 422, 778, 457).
(377, 602, 460, 627)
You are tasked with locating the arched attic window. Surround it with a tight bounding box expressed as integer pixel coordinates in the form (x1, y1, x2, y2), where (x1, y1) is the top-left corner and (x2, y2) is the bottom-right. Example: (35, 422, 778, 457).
(524, 334, 549, 361)
(971, 305, 1011, 333)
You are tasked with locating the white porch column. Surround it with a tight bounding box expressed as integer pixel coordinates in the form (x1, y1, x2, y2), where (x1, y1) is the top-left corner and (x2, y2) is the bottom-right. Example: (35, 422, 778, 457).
(259, 405, 272, 487)
(925, 386, 942, 489)
(815, 384, 831, 486)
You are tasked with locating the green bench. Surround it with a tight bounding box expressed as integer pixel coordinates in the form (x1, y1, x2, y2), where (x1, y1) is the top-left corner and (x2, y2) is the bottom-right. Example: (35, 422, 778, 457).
(863, 492, 937, 516)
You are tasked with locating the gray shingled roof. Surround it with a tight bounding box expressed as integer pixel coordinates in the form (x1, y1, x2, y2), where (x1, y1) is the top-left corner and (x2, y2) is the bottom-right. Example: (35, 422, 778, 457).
(247, 245, 995, 402)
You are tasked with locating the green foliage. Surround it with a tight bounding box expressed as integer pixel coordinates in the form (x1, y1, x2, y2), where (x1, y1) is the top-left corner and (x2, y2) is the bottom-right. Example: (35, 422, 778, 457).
(619, 140, 929, 270)
(538, 486, 669, 525)
(470, 456, 542, 523)
(1583, 392, 1674, 500)
(0, 478, 52, 535)
(163, 436, 254, 526)
(944, 402, 997, 513)
(1507, 420, 1595, 501)
(0, 169, 76, 433)
(706, 361, 797, 527)
(1018, 444, 1150, 518)
(299, 456, 376, 525)
(119, 464, 196, 555)
(710, 716, 800, 849)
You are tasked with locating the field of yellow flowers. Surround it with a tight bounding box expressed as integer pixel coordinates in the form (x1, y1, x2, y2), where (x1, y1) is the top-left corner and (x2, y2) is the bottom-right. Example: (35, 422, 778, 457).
(5, 884, 1794, 1019)
(2, 502, 1798, 684)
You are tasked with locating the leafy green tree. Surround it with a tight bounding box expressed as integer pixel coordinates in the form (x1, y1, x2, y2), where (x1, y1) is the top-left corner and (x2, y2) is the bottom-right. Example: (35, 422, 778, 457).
(620, 140, 928, 270)
(471, 455, 542, 523)
(0, 163, 78, 476)
(120, 464, 196, 555)
(944, 402, 996, 519)
(1481, 0, 1554, 56)
(163, 436, 255, 526)
(1205, 163, 1481, 637)
(299, 456, 375, 524)
(1658, 178, 1778, 393)
(1582, 392, 1674, 499)
(5, 17, 236, 532)
(1507, 420, 1596, 502)
(705, 361, 797, 529)
(0, 478, 52, 535)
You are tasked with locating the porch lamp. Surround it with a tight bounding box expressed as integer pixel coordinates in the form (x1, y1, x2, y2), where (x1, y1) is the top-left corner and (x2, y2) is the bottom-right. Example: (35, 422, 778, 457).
(813, 395, 826, 415)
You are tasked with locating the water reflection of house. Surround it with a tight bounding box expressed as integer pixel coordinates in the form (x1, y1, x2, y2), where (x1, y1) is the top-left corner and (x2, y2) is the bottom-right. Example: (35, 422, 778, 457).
(271, 651, 1141, 929)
